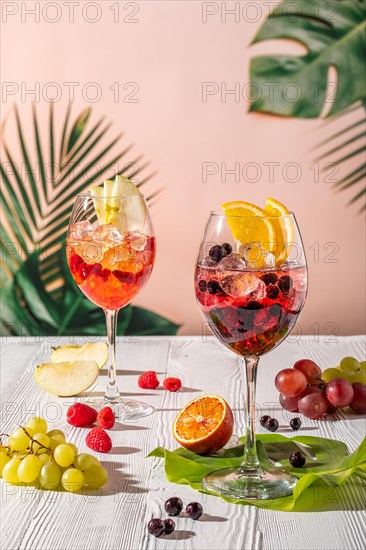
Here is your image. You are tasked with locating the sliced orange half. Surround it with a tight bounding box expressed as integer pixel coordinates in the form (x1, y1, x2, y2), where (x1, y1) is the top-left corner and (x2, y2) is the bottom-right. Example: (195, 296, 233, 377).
(264, 197, 294, 265)
(222, 200, 275, 256)
(173, 394, 234, 455)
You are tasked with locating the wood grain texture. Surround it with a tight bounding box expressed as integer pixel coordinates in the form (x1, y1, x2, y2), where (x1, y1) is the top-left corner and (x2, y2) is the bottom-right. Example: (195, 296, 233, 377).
(0, 336, 365, 550)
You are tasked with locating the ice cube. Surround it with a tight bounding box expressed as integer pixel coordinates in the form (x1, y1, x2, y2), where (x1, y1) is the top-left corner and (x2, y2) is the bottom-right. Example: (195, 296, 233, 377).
(70, 221, 93, 240)
(77, 240, 105, 264)
(103, 242, 133, 266)
(201, 255, 218, 268)
(218, 253, 247, 270)
(92, 223, 123, 247)
(221, 272, 266, 299)
(129, 232, 147, 251)
(239, 242, 274, 268)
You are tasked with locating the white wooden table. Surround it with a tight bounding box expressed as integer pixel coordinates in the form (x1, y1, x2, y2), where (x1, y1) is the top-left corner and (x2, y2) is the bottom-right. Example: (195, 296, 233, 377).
(1, 336, 365, 550)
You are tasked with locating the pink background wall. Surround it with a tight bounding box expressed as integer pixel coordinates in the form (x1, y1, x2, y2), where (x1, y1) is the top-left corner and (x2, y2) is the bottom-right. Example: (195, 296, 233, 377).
(2, 1, 365, 337)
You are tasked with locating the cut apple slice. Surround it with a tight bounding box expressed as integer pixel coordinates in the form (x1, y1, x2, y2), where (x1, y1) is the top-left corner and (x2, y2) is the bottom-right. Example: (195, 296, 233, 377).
(90, 176, 146, 233)
(34, 361, 99, 397)
(51, 342, 108, 369)
(90, 180, 120, 226)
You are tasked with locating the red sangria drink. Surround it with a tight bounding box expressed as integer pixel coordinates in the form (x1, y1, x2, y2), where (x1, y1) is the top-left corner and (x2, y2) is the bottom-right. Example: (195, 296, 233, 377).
(67, 228, 155, 311)
(66, 177, 155, 419)
(194, 198, 308, 500)
(195, 260, 306, 356)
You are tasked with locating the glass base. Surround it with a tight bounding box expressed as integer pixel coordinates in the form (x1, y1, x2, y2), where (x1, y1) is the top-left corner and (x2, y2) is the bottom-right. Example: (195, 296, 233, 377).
(84, 397, 154, 421)
(202, 465, 297, 500)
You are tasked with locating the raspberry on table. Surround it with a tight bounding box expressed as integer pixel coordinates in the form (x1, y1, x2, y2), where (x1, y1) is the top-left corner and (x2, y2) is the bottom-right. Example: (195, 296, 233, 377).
(138, 371, 159, 389)
(86, 427, 112, 453)
(97, 407, 115, 429)
(66, 403, 97, 427)
(163, 378, 182, 392)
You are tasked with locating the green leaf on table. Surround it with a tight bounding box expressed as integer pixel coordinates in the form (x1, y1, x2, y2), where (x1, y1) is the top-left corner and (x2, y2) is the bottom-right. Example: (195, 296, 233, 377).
(149, 435, 366, 512)
(250, 0, 366, 118)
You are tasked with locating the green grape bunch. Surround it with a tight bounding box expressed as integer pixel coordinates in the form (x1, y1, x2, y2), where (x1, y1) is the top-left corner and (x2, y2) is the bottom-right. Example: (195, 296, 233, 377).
(0, 416, 108, 492)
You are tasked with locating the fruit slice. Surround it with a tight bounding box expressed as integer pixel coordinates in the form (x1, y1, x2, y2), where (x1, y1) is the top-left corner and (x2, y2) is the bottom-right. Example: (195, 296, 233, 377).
(222, 200, 275, 252)
(173, 394, 234, 455)
(113, 175, 146, 232)
(51, 342, 108, 369)
(90, 179, 120, 226)
(34, 361, 99, 397)
(90, 176, 146, 233)
(264, 197, 294, 265)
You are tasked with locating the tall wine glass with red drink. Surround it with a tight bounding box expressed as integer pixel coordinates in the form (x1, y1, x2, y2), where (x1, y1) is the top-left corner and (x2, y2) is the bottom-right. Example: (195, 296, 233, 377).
(66, 180, 155, 419)
(194, 199, 308, 499)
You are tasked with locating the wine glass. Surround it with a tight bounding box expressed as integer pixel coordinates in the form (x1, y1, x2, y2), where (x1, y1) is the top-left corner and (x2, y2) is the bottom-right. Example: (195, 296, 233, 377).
(194, 211, 308, 499)
(66, 191, 155, 420)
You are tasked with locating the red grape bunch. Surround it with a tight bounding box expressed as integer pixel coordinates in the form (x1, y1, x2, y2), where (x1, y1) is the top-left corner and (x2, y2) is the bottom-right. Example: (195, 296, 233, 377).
(275, 357, 366, 420)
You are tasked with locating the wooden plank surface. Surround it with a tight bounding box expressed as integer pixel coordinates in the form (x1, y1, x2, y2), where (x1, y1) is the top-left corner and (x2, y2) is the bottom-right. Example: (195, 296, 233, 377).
(1, 336, 365, 550)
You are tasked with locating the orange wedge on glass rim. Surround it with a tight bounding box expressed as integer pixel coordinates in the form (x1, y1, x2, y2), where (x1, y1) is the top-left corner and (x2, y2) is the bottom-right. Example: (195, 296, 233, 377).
(173, 394, 234, 455)
(264, 197, 294, 266)
(222, 201, 275, 251)
(222, 198, 294, 266)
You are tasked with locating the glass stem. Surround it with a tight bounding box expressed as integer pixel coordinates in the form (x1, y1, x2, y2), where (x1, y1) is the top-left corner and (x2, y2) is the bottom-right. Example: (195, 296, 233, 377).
(241, 355, 260, 470)
(104, 309, 120, 401)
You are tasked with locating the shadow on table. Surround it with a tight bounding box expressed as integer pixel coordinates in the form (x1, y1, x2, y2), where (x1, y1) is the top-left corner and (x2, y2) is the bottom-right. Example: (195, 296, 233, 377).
(119, 391, 156, 397)
(100, 462, 149, 496)
(279, 426, 318, 433)
(80, 391, 106, 398)
(114, 421, 149, 431)
(199, 513, 228, 523)
(154, 408, 182, 412)
(98, 370, 166, 376)
(80, 390, 156, 398)
(164, 530, 195, 541)
(112, 446, 141, 455)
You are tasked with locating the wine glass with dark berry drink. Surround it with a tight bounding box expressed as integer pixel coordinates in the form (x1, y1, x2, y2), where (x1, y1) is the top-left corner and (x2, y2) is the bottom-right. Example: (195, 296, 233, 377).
(194, 199, 308, 499)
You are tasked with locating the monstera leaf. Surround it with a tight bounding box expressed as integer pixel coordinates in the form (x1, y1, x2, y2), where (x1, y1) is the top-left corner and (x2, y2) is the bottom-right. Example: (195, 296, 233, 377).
(249, 0, 366, 210)
(0, 104, 179, 336)
(250, 0, 366, 117)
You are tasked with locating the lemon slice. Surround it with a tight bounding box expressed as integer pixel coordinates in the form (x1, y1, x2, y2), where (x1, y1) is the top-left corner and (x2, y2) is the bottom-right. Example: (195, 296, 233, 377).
(222, 201, 275, 255)
(51, 343, 108, 369)
(34, 361, 99, 397)
(90, 176, 146, 233)
(264, 197, 294, 265)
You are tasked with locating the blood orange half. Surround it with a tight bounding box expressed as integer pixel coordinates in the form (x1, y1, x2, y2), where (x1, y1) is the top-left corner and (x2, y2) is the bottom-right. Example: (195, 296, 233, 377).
(173, 395, 234, 455)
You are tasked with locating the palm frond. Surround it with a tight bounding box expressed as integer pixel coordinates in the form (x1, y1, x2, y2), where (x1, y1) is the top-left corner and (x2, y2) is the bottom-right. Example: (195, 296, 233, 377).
(314, 102, 366, 210)
(58, 103, 71, 167)
(0, 103, 151, 293)
(0, 103, 179, 338)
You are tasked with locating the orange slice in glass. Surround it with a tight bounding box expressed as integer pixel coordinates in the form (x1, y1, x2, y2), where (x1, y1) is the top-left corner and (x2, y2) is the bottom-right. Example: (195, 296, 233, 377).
(173, 395, 234, 455)
(264, 197, 294, 266)
(222, 201, 276, 268)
